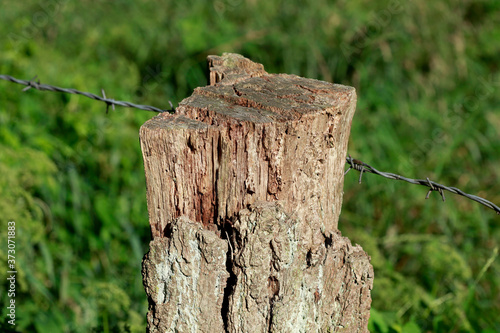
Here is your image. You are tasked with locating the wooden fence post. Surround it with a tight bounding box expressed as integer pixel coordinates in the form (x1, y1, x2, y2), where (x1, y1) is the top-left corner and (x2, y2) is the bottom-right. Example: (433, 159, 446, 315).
(140, 53, 373, 332)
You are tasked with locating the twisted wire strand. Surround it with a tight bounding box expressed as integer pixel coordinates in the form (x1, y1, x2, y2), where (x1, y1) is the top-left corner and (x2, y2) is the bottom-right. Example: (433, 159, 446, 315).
(0, 74, 173, 114)
(2, 74, 498, 214)
(345, 155, 500, 215)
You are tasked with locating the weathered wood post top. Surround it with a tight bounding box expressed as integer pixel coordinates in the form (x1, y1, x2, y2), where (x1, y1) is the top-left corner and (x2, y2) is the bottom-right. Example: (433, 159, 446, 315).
(140, 53, 372, 332)
(141, 53, 356, 238)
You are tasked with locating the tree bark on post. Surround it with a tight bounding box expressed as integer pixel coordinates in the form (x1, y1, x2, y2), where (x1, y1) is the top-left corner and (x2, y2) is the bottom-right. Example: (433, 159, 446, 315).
(140, 53, 373, 332)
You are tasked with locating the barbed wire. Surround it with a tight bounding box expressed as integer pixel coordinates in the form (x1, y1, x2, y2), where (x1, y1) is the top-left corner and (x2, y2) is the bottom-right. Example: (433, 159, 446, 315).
(345, 155, 500, 215)
(2, 73, 498, 215)
(0, 74, 174, 114)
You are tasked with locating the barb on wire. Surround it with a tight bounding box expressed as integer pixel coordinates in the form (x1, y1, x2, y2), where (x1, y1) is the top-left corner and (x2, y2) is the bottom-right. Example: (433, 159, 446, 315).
(0, 74, 174, 114)
(345, 155, 500, 215)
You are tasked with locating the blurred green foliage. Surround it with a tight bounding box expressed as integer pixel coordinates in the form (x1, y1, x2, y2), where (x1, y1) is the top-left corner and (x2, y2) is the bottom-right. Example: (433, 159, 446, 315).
(0, 0, 499, 332)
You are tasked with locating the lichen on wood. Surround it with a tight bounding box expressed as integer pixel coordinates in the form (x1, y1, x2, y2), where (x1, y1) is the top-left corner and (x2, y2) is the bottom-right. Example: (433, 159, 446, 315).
(227, 201, 373, 332)
(142, 216, 229, 332)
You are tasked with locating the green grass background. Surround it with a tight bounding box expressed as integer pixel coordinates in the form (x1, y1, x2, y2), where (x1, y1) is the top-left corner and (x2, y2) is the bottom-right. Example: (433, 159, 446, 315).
(0, 0, 499, 332)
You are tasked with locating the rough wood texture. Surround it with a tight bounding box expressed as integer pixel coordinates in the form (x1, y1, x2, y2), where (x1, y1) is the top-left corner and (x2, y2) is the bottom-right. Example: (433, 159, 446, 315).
(207, 53, 266, 85)
(140, 53, 373, 332)
(142, 216, 229, 332)
(227, 202, 372, 332)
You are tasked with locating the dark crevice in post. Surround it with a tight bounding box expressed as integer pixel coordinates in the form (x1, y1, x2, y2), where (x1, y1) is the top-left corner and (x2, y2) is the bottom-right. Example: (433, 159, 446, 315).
(325, 234, 333, 248)
(306, 249, 313, 267)
(267, 276, 280, 332)
(214, 134, 223, 228)
(163, 222, 174, 238)
(220, 222, 237, 332)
